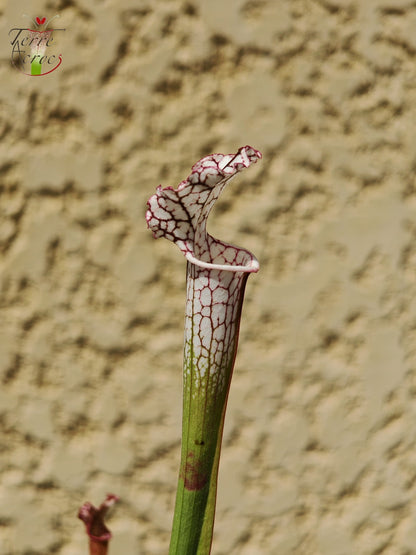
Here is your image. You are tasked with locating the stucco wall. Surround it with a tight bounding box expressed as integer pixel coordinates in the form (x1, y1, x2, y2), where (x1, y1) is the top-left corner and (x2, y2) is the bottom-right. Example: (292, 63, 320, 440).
(1, 1, 416, 553)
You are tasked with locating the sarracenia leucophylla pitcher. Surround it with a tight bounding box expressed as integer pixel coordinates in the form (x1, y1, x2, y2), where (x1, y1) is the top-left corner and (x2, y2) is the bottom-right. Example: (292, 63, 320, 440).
(146, 146, 261, 554)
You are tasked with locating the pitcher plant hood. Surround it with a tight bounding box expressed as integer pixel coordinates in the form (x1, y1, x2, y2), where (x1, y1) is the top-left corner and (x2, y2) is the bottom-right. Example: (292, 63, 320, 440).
(146, 145, 261, 273)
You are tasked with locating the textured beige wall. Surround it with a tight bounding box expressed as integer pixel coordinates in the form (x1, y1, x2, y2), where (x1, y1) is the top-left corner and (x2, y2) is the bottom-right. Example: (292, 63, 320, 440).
(1, 0, 416, 553)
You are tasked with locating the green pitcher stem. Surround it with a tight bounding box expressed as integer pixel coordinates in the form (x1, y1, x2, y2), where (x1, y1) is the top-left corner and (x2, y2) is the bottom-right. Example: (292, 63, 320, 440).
(169, 364, 230, 555)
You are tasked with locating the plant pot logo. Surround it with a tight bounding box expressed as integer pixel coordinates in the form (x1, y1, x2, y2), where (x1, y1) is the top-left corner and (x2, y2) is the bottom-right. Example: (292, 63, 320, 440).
(9, 15, 66, 76)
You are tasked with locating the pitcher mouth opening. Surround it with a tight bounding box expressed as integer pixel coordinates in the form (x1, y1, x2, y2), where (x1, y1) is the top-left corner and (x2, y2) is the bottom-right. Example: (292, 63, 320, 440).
(185, 251, 259, 273)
